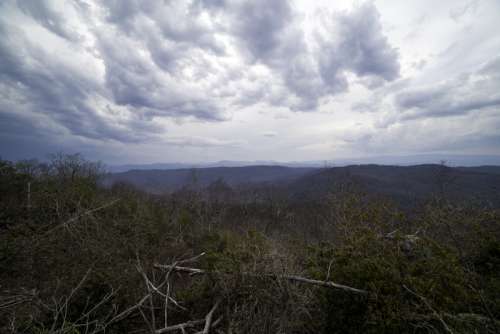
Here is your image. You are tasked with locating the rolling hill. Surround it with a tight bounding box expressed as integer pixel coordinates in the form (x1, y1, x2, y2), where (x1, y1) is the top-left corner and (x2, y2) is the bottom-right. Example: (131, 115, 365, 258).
(287, 164, 500, 206)
(103, 164, 500, 207)
(103, 165, 318, 194)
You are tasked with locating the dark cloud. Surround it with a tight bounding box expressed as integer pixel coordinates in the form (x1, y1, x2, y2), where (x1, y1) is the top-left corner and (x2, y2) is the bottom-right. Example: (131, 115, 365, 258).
(193, 0, 226, 11)
(93, 1, 231, 122)
(395, 56, 500, 119)
(163, 136, 244, 148)
(227, 1, 400, 111)
(0, 110, 65, 160)
(0, 23, 142, 143)
(0, 0, 230, 152)
(101, 0, 224, 54)
(1, 0, 401, 135)
(0, 0, 415, 162)
(229, 0, 294, 62)
(97, 30, 226, 121)
(439, 133, 500, 152)
(14, 42, 174, 144)
(16, 0, 78, 41)
(318, 3, 400, 89)
(217, 0, 323, 110)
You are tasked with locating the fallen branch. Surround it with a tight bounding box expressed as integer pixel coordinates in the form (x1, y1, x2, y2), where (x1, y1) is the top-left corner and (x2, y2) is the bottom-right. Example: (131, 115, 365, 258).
(41, 199, 120, 238)
(0, 291, 36, 309)
(202, 300, 221, 334)
(154, 309, 222, 334)
(155, 319, 206, 333)
(281, 275, 368, 295)
(153, 264, 368, 295)
(154, 265, 204, 275)
(403, 285, 453, 334)
(443, 312, 500, 325)
(195, 316, 222, 334)
(105, 294, 149, 326)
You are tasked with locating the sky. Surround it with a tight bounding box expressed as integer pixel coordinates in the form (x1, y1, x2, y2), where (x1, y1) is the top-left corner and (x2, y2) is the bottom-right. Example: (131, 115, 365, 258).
(1, 0, 499, 164)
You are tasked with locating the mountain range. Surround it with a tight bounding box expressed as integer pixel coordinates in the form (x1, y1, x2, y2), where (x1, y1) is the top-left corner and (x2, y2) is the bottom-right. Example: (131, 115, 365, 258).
(108, 154, 500, 173)
(103, 164, 500, 207)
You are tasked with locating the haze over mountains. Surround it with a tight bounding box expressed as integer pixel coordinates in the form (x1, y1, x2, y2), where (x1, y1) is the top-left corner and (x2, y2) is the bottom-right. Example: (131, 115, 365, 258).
(109, 154, 500, 173)
(104, 166, 317, 194)
(105, 163, 500, 207)
(288, 164, 500, 206)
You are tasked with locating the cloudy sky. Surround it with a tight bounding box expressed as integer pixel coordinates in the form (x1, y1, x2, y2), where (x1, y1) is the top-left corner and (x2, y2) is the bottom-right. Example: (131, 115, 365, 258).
(1, 0, 499, 164)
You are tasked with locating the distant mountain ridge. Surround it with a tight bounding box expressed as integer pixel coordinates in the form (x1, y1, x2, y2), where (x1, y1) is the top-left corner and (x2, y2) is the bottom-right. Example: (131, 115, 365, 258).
(103, 165, 317, 194)
(287, 164, 500, 206)
(103, 164, 500, 207)
(108, 154, 500, 173)
(107, 160, 319, 173)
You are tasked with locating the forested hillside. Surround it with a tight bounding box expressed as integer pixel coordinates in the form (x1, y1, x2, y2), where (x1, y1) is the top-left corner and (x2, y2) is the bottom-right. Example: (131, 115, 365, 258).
(288, 164, 500, 206)
(1, 154, 499, 333)
(104, 164, 500, 207)
(104, 166, 317, 194)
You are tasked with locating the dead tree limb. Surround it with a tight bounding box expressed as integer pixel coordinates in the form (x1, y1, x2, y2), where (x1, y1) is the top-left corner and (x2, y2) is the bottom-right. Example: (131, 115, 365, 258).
(195, 316, 223, 334)
(155, 319, 206, 333)
(153, 264, 368, 295)
(105, 295, 149, 326)
(41, 199, 120, 238)
(403, 285, 454, 334)
(280, 275, 367, 295)
(154, 309, 222, 334)
(154, 265, 204, 275)
(202, 300, 221, 334)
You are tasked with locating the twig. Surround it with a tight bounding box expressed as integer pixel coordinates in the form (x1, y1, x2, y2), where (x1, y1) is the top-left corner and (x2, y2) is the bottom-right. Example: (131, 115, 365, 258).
(0, 292, 36, 309)
(177, 252, 206, 265)
(326, 258, 334, 281)
(139, 306, 155, 334)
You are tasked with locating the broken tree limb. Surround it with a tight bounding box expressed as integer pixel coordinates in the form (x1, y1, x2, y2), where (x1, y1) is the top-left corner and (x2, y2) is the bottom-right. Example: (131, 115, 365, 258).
(153, 264, 368, 295)
(177, 252, 206, 265)
(155, 319, 205, 333)
(105, 294, 150, 325)
(279, 275, 368, 295)
(42, 199, 121, 237)
(403, 285, 453, 334)
(154, 310, 222, 334)
(202, 300, 221, 334)
(195, 316, 223, 334)
(154, 264, 204, 275)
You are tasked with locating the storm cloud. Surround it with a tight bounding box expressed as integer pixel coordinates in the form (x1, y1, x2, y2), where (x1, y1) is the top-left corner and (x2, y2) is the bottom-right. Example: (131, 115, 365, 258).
(395, 56, 500, 120)
(0, 0, 499, 163)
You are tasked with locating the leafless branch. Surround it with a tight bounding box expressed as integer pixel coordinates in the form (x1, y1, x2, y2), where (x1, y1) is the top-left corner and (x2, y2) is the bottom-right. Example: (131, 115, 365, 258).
(202, 300, 221, 334)
(155, 319, 206, 333)
(41, 199, 120, 238)
(105, 295, 149, 326)
(195, 316, 223, 334)
(403, 285, 454, 334)
(153, 264, 368, 295)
